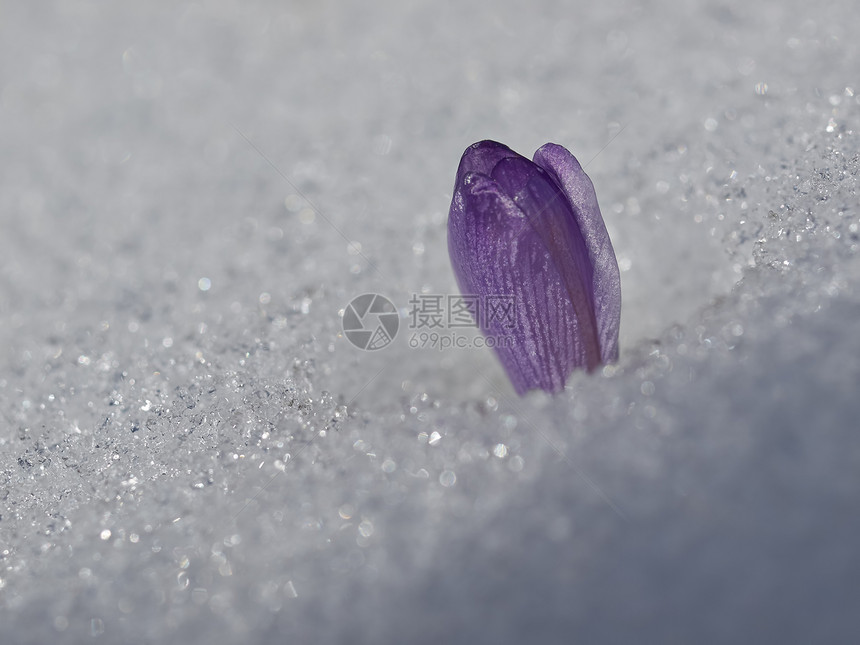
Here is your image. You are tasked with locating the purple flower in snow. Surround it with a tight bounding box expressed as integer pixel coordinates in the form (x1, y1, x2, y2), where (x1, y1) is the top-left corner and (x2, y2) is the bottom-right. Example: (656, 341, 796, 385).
(447, 140, 621, 394)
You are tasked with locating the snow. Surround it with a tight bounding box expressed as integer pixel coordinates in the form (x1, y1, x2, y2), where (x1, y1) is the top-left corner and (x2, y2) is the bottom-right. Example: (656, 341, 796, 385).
(1, 0, 859, 642)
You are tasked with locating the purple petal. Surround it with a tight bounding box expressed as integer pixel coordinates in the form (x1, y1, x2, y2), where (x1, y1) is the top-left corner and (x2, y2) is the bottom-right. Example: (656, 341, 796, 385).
(489, 157, 600, 364)
(448, 141, 621, 394)
(449, 173, 598, 394)
(455, 140, 522, 186)
(533, 143, 621, 363)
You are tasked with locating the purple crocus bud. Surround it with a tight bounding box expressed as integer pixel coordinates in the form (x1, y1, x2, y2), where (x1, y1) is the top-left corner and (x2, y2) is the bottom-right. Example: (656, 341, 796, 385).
(447, 140, 621, 394)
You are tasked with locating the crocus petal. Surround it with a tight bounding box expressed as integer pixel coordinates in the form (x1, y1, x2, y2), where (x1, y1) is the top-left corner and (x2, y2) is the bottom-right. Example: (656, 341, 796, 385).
(449, 173, 583, 393)
(448, 140, 621, 394)
(490, 156, 600, 367)
(533, 143, 621, 363)
(455, 140, 521, 186)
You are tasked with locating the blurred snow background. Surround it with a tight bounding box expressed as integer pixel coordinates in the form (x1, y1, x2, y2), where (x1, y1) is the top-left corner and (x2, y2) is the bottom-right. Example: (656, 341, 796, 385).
(1, 0, 859, 642)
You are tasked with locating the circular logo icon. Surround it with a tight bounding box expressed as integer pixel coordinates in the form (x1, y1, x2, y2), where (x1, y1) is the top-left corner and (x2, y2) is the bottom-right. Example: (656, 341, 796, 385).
(342, 293, 399, 350)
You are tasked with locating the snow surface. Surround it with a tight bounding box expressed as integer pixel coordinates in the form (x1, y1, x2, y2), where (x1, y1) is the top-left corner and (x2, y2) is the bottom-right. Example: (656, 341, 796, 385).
(2, 0, 859, 642)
